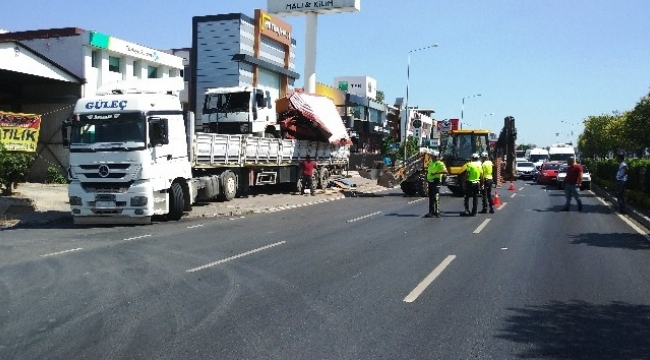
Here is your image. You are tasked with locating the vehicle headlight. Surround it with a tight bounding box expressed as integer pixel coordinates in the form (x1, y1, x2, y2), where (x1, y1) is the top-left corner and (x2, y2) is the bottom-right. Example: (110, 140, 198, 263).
(130, 196, 148, 206)
(69, 196, 82, 206)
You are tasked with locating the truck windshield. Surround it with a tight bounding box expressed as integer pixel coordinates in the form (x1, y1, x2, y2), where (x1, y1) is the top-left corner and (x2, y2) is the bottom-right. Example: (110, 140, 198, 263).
(203, 92, 250, 114)
(69, 112, 146, 151)
(530, 154, 549, 163)
(549, 153, 574, 162)
(442, 133, 490, 166)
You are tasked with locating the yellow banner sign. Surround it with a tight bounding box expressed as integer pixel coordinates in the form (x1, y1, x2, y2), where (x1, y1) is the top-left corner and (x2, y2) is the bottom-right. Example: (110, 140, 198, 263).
(0, 111, 42, 152)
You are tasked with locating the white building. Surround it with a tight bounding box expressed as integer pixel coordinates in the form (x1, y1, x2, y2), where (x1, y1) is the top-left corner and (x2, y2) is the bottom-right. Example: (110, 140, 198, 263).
(334, 76, 377, 99)
(0, 27, 184, 180)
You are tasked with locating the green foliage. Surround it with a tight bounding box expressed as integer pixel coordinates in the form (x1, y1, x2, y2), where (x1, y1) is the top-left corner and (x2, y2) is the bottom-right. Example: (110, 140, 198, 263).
(381, 136, 398, 155)
(45, 166, 68, 184)
(0, 145, 35, 196)
(580, 91, 650, 158)
(375, 90, 385, 103)
(396, 136, 421, 161)
(587, 158, 650, 212)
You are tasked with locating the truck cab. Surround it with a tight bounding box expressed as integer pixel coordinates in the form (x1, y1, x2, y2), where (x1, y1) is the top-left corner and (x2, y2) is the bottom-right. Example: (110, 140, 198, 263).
(202, 86, 279, 138)
(63, 81, 192, 225)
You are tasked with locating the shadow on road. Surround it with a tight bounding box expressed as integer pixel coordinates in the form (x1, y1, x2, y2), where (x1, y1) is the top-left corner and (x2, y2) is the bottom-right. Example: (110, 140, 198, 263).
(569, 232, 650, 250)
(531, 204, 612, 214)
(497, 300, 650, 359)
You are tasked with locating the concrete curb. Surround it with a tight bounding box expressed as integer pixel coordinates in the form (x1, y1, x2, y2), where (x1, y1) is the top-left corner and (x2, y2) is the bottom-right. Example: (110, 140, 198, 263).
(591, 183, 650, 233)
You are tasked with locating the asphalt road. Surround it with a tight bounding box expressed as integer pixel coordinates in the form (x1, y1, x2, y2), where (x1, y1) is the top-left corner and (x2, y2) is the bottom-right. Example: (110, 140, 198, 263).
(1, 180, 650, 359)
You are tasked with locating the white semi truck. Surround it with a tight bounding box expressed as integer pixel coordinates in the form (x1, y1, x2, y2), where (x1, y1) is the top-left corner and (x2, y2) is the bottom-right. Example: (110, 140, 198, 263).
(202, 86, 280, 138)
(62, 80, 349, 225)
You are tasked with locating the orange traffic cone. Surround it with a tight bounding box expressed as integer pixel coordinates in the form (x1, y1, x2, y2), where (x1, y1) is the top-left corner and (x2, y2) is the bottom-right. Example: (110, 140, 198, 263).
(508, 181, 515, 191)
(493, 191, 502, 207)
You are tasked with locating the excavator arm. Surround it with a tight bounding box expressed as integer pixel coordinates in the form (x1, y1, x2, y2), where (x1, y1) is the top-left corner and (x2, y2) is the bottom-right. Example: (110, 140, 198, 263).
(493, 116, 518, 181)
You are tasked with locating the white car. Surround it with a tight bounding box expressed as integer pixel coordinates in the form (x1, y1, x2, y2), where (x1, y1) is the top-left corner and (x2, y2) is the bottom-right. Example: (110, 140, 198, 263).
(556, 164, 592, 190)
(516, 161, 538, 180)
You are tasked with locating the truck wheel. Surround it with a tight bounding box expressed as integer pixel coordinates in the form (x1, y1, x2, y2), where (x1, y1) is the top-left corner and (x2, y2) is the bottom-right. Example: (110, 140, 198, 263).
(168, 182, 184, 221)
(400, 181, 417, 196)
(218, 171, 237, 201)
(318, 167, 330, 189)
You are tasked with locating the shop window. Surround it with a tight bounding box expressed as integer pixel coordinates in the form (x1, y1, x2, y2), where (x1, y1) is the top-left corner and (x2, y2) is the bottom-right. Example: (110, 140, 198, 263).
(108, 56, 121, 73)
(91, 51, 99, 68)
(147, 66, 158, 78)
(133, 60, 140, 77)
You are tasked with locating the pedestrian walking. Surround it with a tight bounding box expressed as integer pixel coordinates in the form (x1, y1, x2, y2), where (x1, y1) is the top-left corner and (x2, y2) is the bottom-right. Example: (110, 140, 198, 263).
(299, 155, 317, 195)
(424, 150, 448, 218)
(479, 151, 495, 214)
(615, 154, 628, 214)
(460, 153, 483, 216)
(561, 156, 583, 212)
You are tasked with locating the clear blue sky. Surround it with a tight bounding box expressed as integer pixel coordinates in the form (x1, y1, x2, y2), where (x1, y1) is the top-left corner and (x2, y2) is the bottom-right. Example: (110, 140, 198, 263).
(2, 0, 649, 147)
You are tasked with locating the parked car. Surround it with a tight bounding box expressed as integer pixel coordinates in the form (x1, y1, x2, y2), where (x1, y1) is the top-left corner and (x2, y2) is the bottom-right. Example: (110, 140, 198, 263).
(516, 161, 538, 180)
(537, 161, 563, 185)
(556, 164, 592, 190)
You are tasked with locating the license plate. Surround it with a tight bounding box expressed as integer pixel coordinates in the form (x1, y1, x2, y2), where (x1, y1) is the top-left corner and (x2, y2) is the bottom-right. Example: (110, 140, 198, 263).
(96, 201, 116, 208)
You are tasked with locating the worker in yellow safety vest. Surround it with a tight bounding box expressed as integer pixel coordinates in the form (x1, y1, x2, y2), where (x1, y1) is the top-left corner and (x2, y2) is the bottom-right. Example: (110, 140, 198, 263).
(480, 151, 495, 214)
(424, 150, 448, 218)
(460, 153, 483, 216)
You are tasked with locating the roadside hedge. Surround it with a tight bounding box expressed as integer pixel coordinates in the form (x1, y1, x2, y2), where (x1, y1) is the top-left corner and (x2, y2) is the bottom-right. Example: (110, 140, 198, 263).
(584, 158, 650, 211)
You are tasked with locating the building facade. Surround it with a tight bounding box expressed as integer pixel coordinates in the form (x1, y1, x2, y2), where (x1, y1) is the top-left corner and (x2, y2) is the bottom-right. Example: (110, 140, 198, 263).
(0, 27, 184, 180)
(191, 10, 300, 117)
(334, 76, 377, 100)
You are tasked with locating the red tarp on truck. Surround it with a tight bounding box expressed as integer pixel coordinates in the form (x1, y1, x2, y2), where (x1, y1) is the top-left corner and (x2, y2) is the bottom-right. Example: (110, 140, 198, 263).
(277, 91, 351, 145)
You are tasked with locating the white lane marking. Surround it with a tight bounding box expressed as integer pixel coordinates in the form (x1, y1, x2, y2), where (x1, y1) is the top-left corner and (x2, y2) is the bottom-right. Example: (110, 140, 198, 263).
(518, 187, 524, 191)
(473, 219, 491, 234)
(186, 241, 286, 273)
(122, 234, 152, 242)
(347, 211, 382, 223)
(498, 202, 508, 210)
(404, 255, 456, 303)
(407, 198, 427, 205)
(501, 247, 508, 250)
(40, 248, 83, 257)
(510, 193, 517, 198)
(596, 196, 608, 206)
(617, 214, 649, 237)
(187, 224, 205, 229)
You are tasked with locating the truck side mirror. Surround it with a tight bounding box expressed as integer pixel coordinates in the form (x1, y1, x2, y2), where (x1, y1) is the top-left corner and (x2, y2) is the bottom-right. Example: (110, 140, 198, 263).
(149, 117, 169, 146)
(255, 89, 266, 109)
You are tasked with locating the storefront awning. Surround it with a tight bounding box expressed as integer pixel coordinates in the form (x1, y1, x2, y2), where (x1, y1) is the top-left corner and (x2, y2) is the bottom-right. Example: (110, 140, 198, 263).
(231, 54, 300, 80)
(0, 41, 82, 83)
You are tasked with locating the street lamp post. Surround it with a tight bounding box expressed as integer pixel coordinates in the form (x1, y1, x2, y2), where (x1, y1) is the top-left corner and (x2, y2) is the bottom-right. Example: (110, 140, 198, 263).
(480, 112, 494, 128)
(404, 44, 438, 160)
(461, 93, 481, 128)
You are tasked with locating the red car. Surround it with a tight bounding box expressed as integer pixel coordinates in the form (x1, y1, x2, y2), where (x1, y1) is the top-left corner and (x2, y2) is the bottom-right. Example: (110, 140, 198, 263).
(537, 161, 563, 185)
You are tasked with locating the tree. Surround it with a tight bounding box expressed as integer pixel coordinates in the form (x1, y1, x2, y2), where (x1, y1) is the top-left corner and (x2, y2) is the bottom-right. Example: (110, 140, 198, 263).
(375, 90, 385, 103)
(625, 91, 650, 156)
(0, 145, 35, 196)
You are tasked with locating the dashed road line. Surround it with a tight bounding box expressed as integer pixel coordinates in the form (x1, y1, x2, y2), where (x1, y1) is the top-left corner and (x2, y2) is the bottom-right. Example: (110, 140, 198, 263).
(498, 202, 508, 210)
(347, 211, 382, 223)
(473, 219, 491, 234)
(186, 241, 286, 273)
(187, 224, 205, 229)
(404, 255, 456, 303)
(510, 193, 517, 198)
(122, 234, 152, 242)
(407, 198, 427, 205)
(40, 248, 83, 257)
(519, 187, 524, 191)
